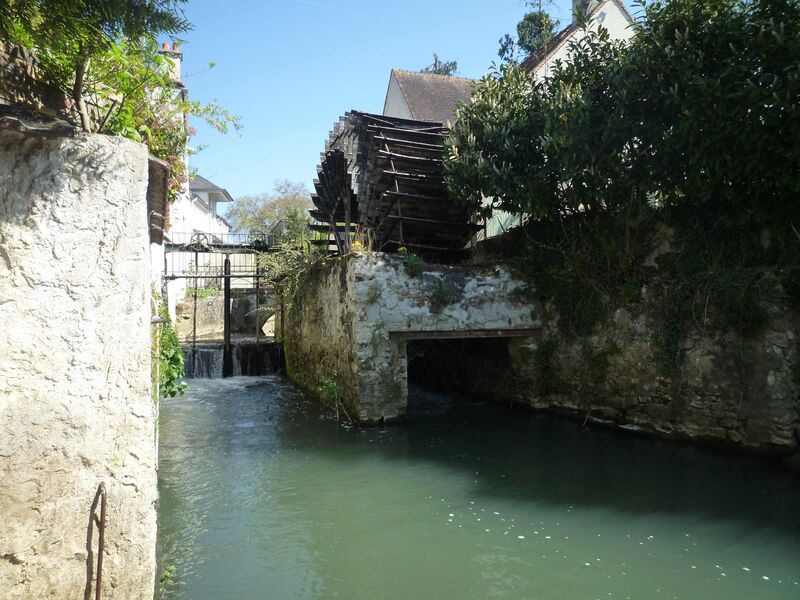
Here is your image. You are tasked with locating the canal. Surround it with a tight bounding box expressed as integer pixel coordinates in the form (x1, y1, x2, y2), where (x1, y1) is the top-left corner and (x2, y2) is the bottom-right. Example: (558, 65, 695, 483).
(156, 376, 800, 599)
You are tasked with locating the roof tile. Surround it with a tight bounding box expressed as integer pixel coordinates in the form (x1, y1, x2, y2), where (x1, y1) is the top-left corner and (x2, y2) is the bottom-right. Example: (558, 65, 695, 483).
(391, 69, 475, 124)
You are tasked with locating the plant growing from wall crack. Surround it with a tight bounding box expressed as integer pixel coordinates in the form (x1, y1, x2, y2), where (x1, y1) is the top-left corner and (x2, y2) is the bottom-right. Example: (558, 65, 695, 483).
(429, 278, 457, 312)
(319, 371, 352, 423)
(158, 563, 177, 599)
(403, 253, 425, 277)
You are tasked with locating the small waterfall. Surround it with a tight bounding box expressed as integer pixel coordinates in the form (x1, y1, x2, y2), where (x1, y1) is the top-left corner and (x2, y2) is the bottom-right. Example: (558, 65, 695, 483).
(183, 344, 224, 378)
(183, 342, 280, 378)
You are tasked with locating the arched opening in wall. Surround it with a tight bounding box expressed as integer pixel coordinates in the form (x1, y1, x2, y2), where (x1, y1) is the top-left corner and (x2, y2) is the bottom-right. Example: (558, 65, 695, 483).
(406, 337, 518, 415)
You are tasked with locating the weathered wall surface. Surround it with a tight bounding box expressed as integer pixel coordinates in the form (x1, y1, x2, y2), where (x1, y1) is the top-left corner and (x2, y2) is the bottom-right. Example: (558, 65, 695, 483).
(286, 253, 540, 421)
(1, 42, 70, 119)
(285, 258, 360, 416)
(288, 252, 799, 458)
(410, 288, 799, 458)
(499, 298, 800, 456)
(0, 42, 103, 127)
(0, 133, 157, 598)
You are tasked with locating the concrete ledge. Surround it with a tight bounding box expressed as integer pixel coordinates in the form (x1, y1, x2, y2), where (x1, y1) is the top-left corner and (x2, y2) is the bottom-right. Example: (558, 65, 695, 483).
(389, 328, 540, 340)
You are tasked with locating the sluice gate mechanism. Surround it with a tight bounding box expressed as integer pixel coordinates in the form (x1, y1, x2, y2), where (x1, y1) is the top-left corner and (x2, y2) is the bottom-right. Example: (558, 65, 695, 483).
(163, 224, 286, 377)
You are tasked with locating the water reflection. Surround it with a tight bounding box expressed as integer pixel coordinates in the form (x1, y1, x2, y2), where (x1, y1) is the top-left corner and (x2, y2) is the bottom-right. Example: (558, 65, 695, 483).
(157, 377, 800, 600)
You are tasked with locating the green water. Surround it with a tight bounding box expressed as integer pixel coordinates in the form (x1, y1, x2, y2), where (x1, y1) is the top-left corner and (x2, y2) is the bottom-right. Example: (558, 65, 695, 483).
(156, 376, 800, 600)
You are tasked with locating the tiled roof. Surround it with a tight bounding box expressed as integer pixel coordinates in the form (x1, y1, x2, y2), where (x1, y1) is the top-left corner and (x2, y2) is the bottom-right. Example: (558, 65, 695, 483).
(390, 69, 476, 124)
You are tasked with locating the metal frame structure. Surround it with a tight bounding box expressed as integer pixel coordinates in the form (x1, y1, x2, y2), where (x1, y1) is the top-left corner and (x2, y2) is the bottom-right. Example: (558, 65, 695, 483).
(163, 222, 286, 376)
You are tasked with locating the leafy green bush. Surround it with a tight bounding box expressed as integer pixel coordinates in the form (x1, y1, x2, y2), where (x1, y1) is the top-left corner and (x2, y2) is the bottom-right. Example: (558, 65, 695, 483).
(157, 306, 187, 398)
(447, 0, 800, 224)
(1, 1, 241, 199)
(258, 236, 327, 330)
(445, 0, 800, 361)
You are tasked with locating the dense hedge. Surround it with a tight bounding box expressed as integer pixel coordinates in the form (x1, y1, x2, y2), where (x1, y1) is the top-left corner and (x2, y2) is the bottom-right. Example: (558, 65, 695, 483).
(445, 0, 800, 349)
(446, 0, 800, 224)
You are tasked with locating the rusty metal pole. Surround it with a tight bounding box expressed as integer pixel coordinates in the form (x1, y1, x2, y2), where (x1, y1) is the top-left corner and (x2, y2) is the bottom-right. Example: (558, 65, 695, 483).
(94, 482, 107, 600)
(254, 262, 260, 344)
(223, 255, 232, 377)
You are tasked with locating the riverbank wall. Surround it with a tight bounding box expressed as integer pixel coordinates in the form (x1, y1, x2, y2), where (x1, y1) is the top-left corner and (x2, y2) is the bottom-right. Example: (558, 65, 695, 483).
(287, 252, 799, 460)
(0, 132, 157, 598)
(431, 295, 799, 458)
(284, 253, 540, 422)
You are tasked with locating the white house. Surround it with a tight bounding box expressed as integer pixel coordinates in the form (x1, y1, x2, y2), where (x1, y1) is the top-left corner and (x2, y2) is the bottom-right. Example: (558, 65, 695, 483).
(522, 0, 636, 80)
(169, 174, 233, 244)
(157, 173, 235, 319)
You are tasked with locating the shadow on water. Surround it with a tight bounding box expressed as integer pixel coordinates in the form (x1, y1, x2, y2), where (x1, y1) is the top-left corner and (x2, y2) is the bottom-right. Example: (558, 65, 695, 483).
(256, 382, 800, 540)
(158, 376, 800, 599)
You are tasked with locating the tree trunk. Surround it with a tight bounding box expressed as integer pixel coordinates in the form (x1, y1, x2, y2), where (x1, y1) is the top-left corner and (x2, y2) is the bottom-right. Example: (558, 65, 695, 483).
(73, 56, 92, 133)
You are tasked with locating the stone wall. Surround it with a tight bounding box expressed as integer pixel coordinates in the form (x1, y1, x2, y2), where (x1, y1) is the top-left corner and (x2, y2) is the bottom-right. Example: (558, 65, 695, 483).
(0, 42, 102, 127)
(287, 252, 799, 459)
(285, 253, 540, 422)
(0, 133, 157, 598)
(434, 291, 799, 457)
(0, 42, 69, 118)
(498, 297, 800, 457)
(0, 40, 107, 131)
(285, 257, 361, 416)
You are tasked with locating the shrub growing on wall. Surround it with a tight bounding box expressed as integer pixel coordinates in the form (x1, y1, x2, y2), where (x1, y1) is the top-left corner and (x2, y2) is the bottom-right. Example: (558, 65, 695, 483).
(157, 305, 187, 398)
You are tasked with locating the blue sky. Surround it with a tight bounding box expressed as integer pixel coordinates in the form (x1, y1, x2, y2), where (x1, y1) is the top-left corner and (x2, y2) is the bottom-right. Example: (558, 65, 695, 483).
(178, 0, 635, 201)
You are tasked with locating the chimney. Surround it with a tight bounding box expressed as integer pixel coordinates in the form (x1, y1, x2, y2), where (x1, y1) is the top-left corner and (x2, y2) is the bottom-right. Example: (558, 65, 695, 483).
(572, 0, 591, 22)
(159, 42, 183, 83)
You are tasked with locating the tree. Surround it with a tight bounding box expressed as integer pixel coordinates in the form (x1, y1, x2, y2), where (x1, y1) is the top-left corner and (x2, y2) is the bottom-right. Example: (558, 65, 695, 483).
(498, 1, 558, 63)
(2, 0, 242, 198)
(1, 0, 190, 132)
(451, 0, 800, 223)
(448, 0, 800, 343)
(226, 180, 312, 234)
(421, 53, 458, 76)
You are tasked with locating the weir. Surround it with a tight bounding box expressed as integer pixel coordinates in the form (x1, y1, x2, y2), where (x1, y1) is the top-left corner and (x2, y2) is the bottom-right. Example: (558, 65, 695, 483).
(183, 341, 282, 378)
